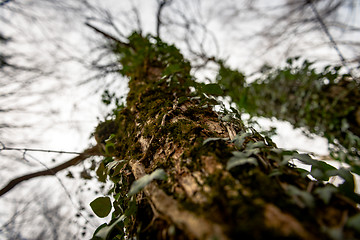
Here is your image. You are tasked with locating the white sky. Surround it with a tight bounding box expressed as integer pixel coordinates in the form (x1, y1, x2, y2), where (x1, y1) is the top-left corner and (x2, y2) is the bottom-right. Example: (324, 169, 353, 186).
(0, 0, 359, 238)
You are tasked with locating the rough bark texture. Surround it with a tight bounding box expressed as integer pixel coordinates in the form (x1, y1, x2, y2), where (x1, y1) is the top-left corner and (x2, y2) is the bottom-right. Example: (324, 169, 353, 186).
(94, 34, 359, 240)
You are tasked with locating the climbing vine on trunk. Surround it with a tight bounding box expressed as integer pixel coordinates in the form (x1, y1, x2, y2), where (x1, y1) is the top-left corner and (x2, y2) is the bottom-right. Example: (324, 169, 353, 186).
(91, 32, 360, 240)
(217, 59, 360, 175)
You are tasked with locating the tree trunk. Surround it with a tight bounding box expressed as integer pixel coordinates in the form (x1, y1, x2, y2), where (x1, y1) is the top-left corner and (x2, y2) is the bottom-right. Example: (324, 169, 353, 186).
(93, 33, 359, 240)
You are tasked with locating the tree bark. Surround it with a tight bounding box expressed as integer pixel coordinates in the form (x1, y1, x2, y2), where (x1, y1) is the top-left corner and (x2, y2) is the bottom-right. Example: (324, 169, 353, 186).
(93, 33, 360, 240)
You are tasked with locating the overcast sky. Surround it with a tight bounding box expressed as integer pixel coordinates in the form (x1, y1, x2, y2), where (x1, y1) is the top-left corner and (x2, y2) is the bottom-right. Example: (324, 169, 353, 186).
(1, 0, 359, 238)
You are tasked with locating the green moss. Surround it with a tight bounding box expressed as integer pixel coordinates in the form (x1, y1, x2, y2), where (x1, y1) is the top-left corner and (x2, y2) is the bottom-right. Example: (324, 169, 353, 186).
(95, 119, 119, 145)
(92, 32, 345, 240)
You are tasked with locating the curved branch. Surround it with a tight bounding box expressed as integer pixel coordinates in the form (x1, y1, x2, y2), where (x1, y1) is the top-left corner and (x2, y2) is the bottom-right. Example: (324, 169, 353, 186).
(0, 145, 101, 197)
(156, 0, 172, 38)
(85, 22, 131, 47)
(308, 0, 353, 78)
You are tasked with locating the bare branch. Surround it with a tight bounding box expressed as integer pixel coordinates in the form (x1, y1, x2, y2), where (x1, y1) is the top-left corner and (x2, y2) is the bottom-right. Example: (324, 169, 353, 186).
(0, 145, 101, 197)
(85, 22, 130, 47)
(156, 0, 173, 38)
(131, 5, 143, 35)
(308, 0, 353, 78)
(0, 143, 83, 155)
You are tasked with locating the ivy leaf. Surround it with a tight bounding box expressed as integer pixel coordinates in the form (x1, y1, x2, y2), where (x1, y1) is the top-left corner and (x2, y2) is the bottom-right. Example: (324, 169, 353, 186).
(287, 185, 315, 208)
(105, 143, 116, 155)
(334, 168, 355, 193)
(128, 169, 167, 196)
(268, 169, 283, 177)
(346, 213, 360, 233)
(162, 63, 182, 76)
(105, 134, 116, 142)
(124, 199, 137, 217)
(280, 155, 294, 166)
(293, 153, 336, 181)
(351, 165, 360, 177)
(201, 83, 224, 96)
(203, 137, 229, 145)
(247, 141, 266, 149)
(106, 160, 126, 177)
(233, 132, 251, 149)
(327, 168, 356, 200)
(317, 161, 337, 172)
(96, 162, 107, 183)
(94, 215, 126, 239)
(227, 156, 257, 170)
(286, 58, 293, 65)
(310, 168, 326, 180)
(293, 153, 318, 166)
(90, 197, 112, 218)
(314, 185, 337, 204)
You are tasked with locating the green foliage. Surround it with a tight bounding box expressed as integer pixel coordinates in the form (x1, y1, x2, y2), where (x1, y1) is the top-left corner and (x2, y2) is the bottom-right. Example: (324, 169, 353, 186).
(308, 160, 354, 201)
(128, 169, 167, 196)
(283, 151, 358, 204)
(286, 185, 315, 208)
(113, 32, 191, 80)
(346, 213, 360, 233)
(293, 153, 337, 181)
(314, 185, 337, 204)
(104, 134, 116, 155)
(202, 131, 360, 206)
(90, 197, 112, 218)
(226, 138, 267, 170)
(227, 155, 257, 170)
(91, 33, 197, 239)
(200, 83, 224, 96)
(96, 161, 107, 183)
(92, 215, 126, 240)
(91, 168, 168, 239)
(91, 198, 138, 240)
(91, 29, 360, 239)
(202, 137, 229, 145)
(217, 58, 360, 176)
(101, 90, 125, 118)
(101, 90, 115, 106)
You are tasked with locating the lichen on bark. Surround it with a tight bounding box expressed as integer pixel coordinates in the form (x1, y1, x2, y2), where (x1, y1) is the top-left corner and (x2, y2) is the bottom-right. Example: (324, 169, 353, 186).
(93, 33, 360, 240)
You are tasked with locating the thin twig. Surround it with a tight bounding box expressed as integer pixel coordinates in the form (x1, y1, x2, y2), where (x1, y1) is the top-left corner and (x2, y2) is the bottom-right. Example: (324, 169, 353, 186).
(22, 152, 98, 228)
(308, 0, 357, 81)
(0, 141, 100, 227)
(85, 22, 130, 47)
(156, 0, 172, 38)
(0, 145, 100, 197)
(1, 146, 82, 155)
